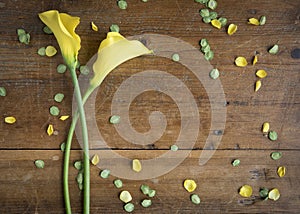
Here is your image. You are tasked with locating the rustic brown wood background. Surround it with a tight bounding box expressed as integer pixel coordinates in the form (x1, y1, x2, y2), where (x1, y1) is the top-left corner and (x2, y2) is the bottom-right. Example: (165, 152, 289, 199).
(0, 0, 299, 213)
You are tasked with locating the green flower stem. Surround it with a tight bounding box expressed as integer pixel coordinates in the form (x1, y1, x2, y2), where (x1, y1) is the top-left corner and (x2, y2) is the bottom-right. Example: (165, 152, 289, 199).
(63, 66, 90, 214)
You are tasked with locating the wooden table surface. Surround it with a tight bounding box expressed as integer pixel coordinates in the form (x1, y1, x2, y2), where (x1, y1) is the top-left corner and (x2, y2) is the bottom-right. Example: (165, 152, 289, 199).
(0, 0, 299, 213)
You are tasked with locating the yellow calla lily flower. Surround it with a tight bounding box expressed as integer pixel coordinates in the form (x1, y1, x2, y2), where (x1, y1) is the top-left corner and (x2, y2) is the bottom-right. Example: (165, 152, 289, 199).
(90, 32, 152, 90)
(38, 10, 81, 69)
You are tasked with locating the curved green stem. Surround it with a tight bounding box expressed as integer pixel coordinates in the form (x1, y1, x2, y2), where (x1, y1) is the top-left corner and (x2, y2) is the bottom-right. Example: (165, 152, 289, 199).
(63, 67, 90, 214)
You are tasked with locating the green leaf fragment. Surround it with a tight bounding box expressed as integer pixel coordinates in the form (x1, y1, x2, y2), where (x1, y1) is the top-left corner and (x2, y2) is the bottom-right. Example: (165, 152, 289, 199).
(269, 44, 279, 54)
(200, 38, 208, 47)
(35, 160, 45, 169)
(114, 179, 123, 188)
(0, 87, 6, 96)
(60, 142, 66, 152)
(268, 130, 278, 141)
(232, 159, 240, 166)
(78, 182, 83, 191)
(170, 144, 178, 151)
(218, 17, 228, 27)
(124, 203, 134, 213)
(204, 50, 214, 60)
(118, 0, 127, 10)
(37, 47, 46, 56)
(54, 93, 64, 103)
(49, 105, 60, 116)
(207, 0, 217, 10)
(203, 17, 212, 23)
(74, 160, 83, 170)
(110, 24, 120, 32)
(57, 64, 67, 74)
(17, 28, 26, 36)
(76, 171, 83, 184)
(209, 11, 218, 19)
(109, 115, 121, 124)
(100, 169, 110, 178)
(141, 199, 152, 208)
(80, 65, 90, 75)
(271, 152, 282, 160)
(201, 45, 211, 53)
(259, 16, 266, 25)
(209, 68, 219, 79)
(199, 9, 210, 18)
(18, 33, 30, 45)
(172, 53, 180, 62)
(141, 184, 150, 195)
(148, 189, 156, 197)
(191, 194, 201, 204)
(43, 26, 53, 34)
(259, 187, 269, 200)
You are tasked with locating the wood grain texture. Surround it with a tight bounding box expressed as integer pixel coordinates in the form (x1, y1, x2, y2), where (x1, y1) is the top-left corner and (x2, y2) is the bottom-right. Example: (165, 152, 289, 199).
(0, 0, 299, 213)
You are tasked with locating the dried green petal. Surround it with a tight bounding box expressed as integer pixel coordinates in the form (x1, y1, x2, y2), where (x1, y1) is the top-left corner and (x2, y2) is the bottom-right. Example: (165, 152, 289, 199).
(269, 44, 279, 54)
(203, 17, 212, 23)
(100, 169, 110, 178)
(124, 203, 134, 213)
(207, 0, 217, 10)
(199, 9, 210, 18)
(80, 65, 90, 75)
(37, 47, 46, 56)
(268, 130, 278, 141)
(271, 152, 282, 160)
(195, 0, 209, 3)
(232, 159, 240, 166)
(35, 160, 45, 169)
(118, 0, 127, 9)
(141, 184, 150, 195)
(76, 171, 83, 184)
(60, 142, 66, 152)
(109, 115, 121, 124)
(218, 17, 228, 27)
(148, 189, 156, 197)
(110, 24, 120, 32)
(170, 145, 178, 151)
(209, 11, 218, 19)
(57, 64, 67, 74)
(191, 194, 201, 204)
(172, 53, 180, 62)
(43, 26, 53, 34)
(18, 33, 30, 45)
(54, 93, 64, 103)
(0, 87, 6, 96)
(74, 160, 83, 170)
(114, 179, 123, 188)
(201, 45, 211, 53)
(49, 105, 60, 116)
(17, 28, 26, 36)
(259, 16, 266, 26)
(204, 50, 214, 61)
(200, 38, 208, 47)
(259, 187, 269, 199)
(141, 199, 152, 208)
(209, 68, 219, 79)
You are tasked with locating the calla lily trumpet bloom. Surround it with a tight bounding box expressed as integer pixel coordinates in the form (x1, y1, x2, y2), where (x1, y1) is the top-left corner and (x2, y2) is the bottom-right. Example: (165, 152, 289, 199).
(90, 32, 152, 90)
(39, 10, 81, 69)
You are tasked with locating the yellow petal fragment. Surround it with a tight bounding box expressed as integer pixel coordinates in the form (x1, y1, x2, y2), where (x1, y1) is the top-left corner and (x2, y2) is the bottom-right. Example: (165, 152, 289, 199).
(277, 166, 286, 178)
(119, 190, 132, 203)
(47, 124, 54, 136)
(254, 80, 261, 92)
(268, 188, 280, 201)
(227, 23, 237, 35)
(256, 69, 267, 78)
(211, 19, 222, 29)
(184, 179, 197, 192)
(59, 115, 69, 121)
(235, 57, 248, 67)
(4, 116, 16, 124)
(252, 55, 258, 65)
(239, 185, 253, 198)
(91, 154, 100, 165)
(255, 80, 262, 92)
(132, 159, 142, 172)
(262, 122, 270, 133)
(91, 21, 98, 32)
(90, 32, 152, 89)
(45, 46, 57, 57)
(39, 10, 81, 69)
(248, 18, 260, 26)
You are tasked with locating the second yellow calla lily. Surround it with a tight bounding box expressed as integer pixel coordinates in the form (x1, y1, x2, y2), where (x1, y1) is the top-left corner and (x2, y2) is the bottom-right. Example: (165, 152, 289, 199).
(38, 10, 81, 69)
(90, 32, 152, 90)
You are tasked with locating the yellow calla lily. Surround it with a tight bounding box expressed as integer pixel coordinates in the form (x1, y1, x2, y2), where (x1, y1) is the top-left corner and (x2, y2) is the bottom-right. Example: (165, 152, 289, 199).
(90, 32, 152, 90)
(38, 10, 81, 69)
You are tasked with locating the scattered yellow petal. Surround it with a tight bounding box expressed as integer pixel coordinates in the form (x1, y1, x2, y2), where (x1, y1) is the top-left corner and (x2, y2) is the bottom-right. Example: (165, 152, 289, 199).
(227, 23, 237, 35)
(47, 124, 54, 136)
(119, 190, 132, 203)
(4, 116, 16, 124)
(211, 19, 222, 29)
(248, 18, 260, 26)
(255, 80, 262, 92)
(268, 188, 280, 201)
(91, 154, 99, 165)
(239, 185, 253, 198)
(132, 159, 142, 172)
(91, 21, 98, 32)
(277, 166, 286, 178)
(256, 69, 267, 78)
(262, 122, 270, 133)
(59, 115, 69, 121)
(45, 46, 57, 57)
(184, 179, 197, 192)
(252, 55, 258, 65)
(235, 56, 248, 67)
